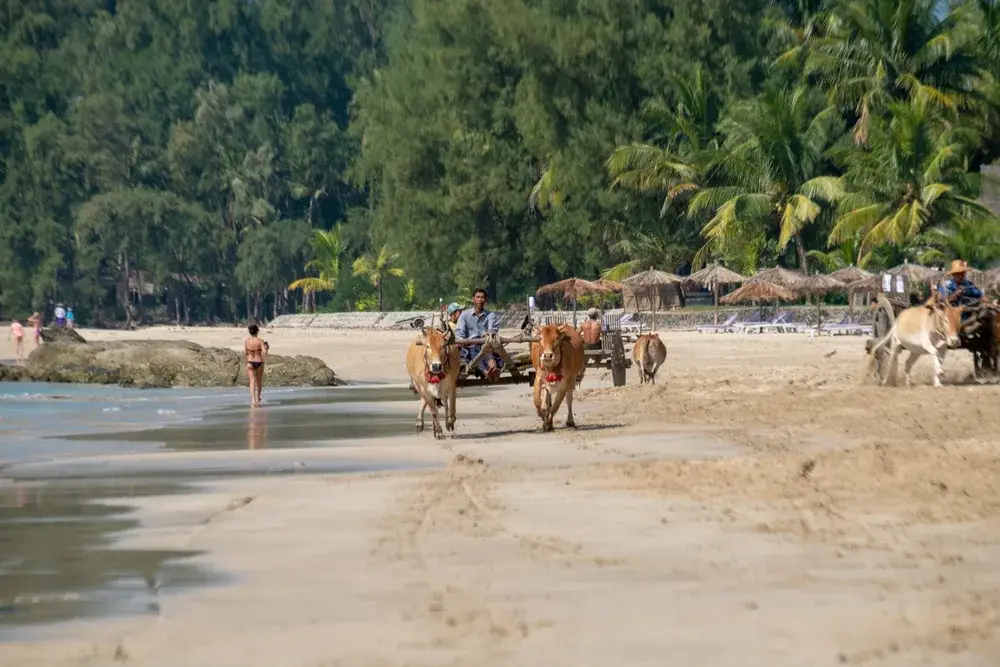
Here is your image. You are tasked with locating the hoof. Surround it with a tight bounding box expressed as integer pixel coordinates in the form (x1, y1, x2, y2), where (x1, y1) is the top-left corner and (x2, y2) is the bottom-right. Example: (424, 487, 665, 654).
(415, 421, 424, 433)
(566, 419, 576, 429)
(542, 421, 554, 433)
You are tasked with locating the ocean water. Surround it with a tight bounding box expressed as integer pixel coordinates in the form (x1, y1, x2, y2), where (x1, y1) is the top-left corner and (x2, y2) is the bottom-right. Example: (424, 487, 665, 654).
(0, 380, 463, 637)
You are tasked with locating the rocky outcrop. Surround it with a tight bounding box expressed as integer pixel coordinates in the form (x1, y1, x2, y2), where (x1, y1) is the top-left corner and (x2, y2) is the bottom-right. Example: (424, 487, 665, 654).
(39, 326, 88, 345)
(11, 339, 342, 388)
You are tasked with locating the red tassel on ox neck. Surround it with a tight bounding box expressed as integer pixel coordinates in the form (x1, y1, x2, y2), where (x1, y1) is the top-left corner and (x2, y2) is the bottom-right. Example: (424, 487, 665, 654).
(546, 373, 562, 384)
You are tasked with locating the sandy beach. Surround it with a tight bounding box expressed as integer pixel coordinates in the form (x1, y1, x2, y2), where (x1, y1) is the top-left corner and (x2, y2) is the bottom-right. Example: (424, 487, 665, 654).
(2, 325, 1000, 665)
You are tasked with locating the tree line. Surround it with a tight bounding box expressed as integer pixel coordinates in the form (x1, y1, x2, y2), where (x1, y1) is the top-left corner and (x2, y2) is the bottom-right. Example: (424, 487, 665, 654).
(2, 0, 999, 325)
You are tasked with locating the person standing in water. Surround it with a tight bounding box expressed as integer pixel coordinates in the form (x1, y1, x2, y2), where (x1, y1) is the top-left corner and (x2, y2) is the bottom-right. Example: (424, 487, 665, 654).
(8, 319, 25, 364)
(244, 323, 269, 406)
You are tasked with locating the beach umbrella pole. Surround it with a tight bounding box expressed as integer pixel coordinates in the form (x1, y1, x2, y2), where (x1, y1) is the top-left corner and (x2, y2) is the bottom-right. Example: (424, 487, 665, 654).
(713, 283, 719, 325)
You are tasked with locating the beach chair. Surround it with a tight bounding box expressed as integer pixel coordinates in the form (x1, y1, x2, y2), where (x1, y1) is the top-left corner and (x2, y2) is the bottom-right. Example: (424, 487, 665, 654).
(695, 313, 739, 333)
(752, 311, 795, 333)
(737, 311, 789, 334)
(619, 313, 644, 341)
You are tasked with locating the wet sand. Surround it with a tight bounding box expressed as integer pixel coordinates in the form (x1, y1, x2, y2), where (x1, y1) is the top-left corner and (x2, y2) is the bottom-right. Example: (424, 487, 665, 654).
(2, 326, 1000, 664)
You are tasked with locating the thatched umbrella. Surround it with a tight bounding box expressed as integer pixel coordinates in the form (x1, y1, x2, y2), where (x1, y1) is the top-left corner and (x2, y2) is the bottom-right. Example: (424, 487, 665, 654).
(594, 278, 624, 293)
(685, 263, 747, 324)
(847, 274, 881, 295)
(829, 264, 872, 283)
(796, 273, 846, 328)
(719, 280, 798, 306)
(535, 277, 617, 326)
(829, 265, 873, 312)
(621, 267, 683, 329)
(746, 265, 805, 289)
(887, 260, 936, 284)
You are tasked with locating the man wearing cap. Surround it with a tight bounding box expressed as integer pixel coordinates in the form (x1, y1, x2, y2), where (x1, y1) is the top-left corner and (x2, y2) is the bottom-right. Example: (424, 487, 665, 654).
(937, 259, 984, 310)
(580, 308, 603, 351)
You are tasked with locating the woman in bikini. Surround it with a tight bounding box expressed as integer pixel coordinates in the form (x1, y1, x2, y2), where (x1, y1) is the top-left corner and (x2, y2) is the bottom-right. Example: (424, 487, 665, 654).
(244, 324, 269, 406)
(8, 319, 25, 364)
(27, 312, 42, 348)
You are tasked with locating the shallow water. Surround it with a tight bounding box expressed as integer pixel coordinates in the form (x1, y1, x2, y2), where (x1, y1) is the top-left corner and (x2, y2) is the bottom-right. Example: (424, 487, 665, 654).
(0, 381, 477, 637)
(0, 478, 219, 638)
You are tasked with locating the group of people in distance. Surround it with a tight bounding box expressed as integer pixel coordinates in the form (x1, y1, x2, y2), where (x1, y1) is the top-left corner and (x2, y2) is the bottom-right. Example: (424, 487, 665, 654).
(6, 307, 72, 365)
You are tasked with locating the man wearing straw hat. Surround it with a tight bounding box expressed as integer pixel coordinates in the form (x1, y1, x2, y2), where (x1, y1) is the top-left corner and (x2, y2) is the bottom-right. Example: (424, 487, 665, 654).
(937, 259, 984, 310)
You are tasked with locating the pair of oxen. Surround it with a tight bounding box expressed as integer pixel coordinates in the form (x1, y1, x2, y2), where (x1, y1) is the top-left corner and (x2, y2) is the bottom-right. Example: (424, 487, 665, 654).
(405, 323, 669, 439)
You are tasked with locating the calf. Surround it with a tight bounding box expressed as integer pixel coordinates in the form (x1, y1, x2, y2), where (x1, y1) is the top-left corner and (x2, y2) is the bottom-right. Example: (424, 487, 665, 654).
(866, 295, 963, 388)
(633, 333, 667, 385)
(531, 324, 585, 432)
(405, 326, 461, 438)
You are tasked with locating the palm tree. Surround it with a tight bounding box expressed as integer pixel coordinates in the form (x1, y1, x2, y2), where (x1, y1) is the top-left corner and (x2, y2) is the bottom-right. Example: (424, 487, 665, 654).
(686, 86, 844, 273)
(807, 0, 981, 143)
(827, 99, 998, 253)
(352, 244, 405, 312)
(600, 227, 698, 281)
(913, 216, 1000, 267)
(288, 228, 342, 311)
(606, 65, 718, 216)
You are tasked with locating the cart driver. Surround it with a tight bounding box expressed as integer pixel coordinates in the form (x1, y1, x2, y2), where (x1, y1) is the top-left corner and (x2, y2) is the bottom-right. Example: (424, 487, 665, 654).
(455, 287, 503, 382)
(580, 308, 603, 351)
(937, 259, 984, 314)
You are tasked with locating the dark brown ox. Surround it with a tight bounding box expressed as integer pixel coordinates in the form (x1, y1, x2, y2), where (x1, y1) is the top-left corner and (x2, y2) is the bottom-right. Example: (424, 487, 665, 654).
(530, 324, 585, 432)
(405, 326, 461, 438)
(866, 293, 964, 388)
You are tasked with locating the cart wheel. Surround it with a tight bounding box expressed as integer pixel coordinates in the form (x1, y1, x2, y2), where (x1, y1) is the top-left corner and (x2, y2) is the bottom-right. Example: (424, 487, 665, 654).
(610, 331, 627, 387)
(871, 298, 895, 384)
(412, 317, 425, 329)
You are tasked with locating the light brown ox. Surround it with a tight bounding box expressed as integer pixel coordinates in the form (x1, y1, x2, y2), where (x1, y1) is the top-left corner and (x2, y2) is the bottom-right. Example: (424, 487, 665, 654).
(405, 326, 461, 438)
(632, 333, 667, 385)
(866, 294, 964, 388)
(531, 324, 585, 432)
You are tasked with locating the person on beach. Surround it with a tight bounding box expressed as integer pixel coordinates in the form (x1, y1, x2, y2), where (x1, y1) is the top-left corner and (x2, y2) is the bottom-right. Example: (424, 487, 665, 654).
(455, 287, 502, 382)
(580, 308, 603, 351)
(53, 303, 66, 328)
(27, 312, 42, 347)
(446, 302, 463, 332)
(66, 307, 75, 329)
(244, 323, 269, 406)
(8, 319, 25, 364)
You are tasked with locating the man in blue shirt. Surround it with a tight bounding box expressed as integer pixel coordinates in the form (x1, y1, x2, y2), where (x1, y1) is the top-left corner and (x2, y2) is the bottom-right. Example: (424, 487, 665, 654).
(455, 287, 502, 382)
(937, 259, 984, 310)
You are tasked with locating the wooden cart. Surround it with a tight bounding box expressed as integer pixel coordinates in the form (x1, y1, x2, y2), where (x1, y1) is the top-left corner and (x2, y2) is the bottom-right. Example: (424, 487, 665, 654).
(866, 273, 999, 383)
(531, 312, 632, 387)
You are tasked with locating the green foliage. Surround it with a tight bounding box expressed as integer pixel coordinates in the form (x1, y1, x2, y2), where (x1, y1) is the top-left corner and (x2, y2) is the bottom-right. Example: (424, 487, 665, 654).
(2, 0, 1000, 325)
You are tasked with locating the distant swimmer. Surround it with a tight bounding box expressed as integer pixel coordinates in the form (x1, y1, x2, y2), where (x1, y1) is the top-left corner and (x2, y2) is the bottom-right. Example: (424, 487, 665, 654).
(8, 319, 25, 364)
(244, 323, 269, 406)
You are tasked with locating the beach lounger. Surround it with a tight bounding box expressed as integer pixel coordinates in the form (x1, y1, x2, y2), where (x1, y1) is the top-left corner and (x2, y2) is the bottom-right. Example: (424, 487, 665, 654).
(695, 313, 739, 333)
(738, 311, 791, 334)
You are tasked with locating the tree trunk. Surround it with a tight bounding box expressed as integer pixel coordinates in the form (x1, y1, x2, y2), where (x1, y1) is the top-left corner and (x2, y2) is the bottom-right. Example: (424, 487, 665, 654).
(377, 281, 383, 312)
(793, 233, 809, 275)
(174, 296, 180, 325)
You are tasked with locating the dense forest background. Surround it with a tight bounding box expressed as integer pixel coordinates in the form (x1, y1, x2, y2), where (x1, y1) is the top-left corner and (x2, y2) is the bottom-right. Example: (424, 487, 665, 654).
(2, 0, 1000, 325)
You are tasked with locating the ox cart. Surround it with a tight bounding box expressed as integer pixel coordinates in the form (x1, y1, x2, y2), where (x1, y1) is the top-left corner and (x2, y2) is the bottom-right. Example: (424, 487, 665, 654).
(449, 311, 631, 388)
(865, 273, 999, 384)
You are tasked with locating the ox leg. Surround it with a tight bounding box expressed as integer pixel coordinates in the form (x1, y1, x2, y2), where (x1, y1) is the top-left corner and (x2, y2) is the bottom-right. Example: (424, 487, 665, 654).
(549, 387, 568, 429)
(883, 344, 900, 387)
(636, 361, 645, 385)
(446, 386, 457, 433)
(415, 395, 427, 432)
(932, 348, 946, 387)
(427, 399, 444, 439)
(533, 378, 544, 419)
(565, 388, 576, 428)
(902, 350, 920, 388)
(649, 363, 658, 385)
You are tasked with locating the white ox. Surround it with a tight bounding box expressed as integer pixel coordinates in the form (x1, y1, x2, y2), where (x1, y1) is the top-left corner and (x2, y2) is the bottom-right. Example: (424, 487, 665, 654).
(866, 295, 964, 388)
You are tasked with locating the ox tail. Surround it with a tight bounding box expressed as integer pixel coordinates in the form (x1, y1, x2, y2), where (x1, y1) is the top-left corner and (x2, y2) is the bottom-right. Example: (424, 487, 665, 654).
(865, 322, 897, 376)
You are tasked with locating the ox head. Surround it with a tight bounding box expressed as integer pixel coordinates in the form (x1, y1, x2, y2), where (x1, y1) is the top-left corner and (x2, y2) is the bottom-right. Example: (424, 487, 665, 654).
(925, 293, 963, 348)
(536, 324, 569, 371)
(413, 326, 451, 376)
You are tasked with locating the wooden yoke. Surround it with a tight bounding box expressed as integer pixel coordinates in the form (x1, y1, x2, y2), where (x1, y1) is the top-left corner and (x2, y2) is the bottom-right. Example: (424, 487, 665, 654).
(451, 334, 535, 381)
